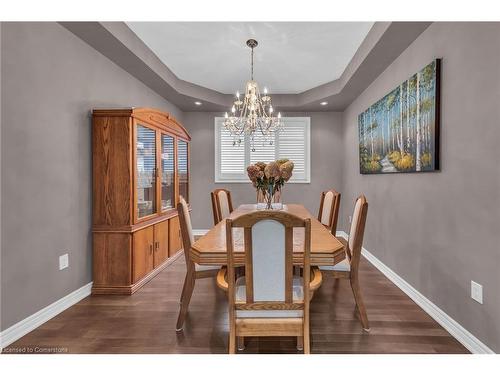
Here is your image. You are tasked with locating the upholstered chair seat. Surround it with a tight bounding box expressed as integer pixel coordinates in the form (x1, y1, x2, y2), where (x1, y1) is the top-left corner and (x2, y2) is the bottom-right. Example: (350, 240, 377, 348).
(234, 276, 305, 318)
(195, 264, 222, 272)
(221, 211, 315, 353)
(319, 195, 370, 331)
(318, 258, 350, 272)
(176, 196, 225, 331)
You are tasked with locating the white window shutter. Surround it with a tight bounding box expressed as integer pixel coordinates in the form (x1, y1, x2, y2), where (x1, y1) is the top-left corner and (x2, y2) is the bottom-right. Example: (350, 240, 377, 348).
(215, 118, 246, 181)
(277, 117, 310, 182)
(249, 132, 276, 164)
(215, 117, 310, 183)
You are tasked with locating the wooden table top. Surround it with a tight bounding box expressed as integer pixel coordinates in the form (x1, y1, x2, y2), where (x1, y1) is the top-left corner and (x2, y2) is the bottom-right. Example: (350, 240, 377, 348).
(190, 204, 345, 266)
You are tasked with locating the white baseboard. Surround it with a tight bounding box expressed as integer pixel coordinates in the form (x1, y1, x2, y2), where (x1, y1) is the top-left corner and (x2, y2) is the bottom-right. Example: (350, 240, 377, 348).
(0, 282, 93, 351)
(4, 230, 491, 354)
(0, 251, 185, 351)
(337, 231, 494, 354)
(193, 229, 209, 236)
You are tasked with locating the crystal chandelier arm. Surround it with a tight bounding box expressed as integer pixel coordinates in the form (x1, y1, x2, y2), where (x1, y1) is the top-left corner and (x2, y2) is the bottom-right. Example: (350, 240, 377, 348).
(223, 39, 283, 149)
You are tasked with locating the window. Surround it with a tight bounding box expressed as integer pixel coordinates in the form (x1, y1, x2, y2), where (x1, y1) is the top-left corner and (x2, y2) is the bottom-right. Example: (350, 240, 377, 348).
(215, 117, 310, 183)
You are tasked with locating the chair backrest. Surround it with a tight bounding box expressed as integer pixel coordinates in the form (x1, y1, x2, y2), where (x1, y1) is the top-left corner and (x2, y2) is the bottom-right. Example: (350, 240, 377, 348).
(177, 196, 195, 267)
(211, 189, 234, 225)
(346, 195, 368, 271)
(225, 211, 311, 311)
(318, 190, 341, 235)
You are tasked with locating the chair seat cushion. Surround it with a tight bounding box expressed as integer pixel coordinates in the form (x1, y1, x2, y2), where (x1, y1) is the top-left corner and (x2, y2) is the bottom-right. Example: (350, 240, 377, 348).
(195, 264, 221, 272)
(319, 258, 350, 272)
(234, 276, 304, 318)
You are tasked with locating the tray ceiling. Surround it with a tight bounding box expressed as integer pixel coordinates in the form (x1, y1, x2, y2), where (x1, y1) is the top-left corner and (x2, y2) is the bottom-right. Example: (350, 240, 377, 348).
(126, 22, 373, 94)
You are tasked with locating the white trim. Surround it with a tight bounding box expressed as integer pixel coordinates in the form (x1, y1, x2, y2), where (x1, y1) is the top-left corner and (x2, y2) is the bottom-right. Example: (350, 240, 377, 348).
(0, 282, 93, 351)
(3, 233, 492, 354)
(336, 231, 494, 354)
(193, 229, 209, 236)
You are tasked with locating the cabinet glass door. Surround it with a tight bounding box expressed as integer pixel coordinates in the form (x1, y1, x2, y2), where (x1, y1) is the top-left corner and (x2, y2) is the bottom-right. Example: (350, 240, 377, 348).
(177, 139, 189, 203)
(161, 134, 175, 211)
(136, 124, 156, 219)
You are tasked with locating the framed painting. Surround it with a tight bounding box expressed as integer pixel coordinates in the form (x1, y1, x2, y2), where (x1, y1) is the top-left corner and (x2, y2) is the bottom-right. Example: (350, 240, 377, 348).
(358, 59, 441, 174)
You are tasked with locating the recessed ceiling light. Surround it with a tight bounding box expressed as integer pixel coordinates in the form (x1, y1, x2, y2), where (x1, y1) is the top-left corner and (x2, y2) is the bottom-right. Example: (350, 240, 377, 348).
(320, 101, 328, 106)
(194, 101, 202, 106)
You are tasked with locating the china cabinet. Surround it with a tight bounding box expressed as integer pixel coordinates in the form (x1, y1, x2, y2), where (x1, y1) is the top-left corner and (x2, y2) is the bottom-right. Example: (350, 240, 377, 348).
(92, 108, 190, 294)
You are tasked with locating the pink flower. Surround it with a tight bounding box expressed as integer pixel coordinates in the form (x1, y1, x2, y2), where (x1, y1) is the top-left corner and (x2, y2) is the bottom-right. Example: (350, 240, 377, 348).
(255, 161, 267, 171)
(279, 161, 294, 181)
(247, 164, 260, 181)
(264, 161, 280, 179)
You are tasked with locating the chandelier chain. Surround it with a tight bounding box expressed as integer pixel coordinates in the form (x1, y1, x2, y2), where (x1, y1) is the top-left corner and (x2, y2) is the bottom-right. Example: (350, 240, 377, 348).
(251, 45, 254, 80)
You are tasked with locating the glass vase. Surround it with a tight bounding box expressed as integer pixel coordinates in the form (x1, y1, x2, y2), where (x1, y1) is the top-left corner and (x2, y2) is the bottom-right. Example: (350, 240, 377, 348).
(273, 186, 283, 210)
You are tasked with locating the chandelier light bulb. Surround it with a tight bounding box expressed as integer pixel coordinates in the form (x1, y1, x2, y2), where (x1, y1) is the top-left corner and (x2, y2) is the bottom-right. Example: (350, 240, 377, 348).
(222, 39, 283, 151)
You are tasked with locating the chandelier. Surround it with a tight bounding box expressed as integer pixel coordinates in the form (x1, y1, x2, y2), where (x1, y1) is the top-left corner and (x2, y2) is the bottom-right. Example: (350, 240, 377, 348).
(223, 39, 283, 151)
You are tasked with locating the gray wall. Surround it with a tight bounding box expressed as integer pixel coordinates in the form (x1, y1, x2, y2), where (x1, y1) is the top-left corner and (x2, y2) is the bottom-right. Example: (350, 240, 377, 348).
(0, 22, 183, 330)
(184, 111, 343, 229)
(0, 23, 3, 332)
(2, 21, 499, 353)
(340, 22, 500, 352)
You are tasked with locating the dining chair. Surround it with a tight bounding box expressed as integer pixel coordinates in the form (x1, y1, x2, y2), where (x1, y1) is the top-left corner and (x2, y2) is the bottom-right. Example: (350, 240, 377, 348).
(211, 188, 234, 225)
(221, 210, 321, 354)
(319, 195, 370, 331)
(176, 196, 225, 331)
(318, 189, 341, 235)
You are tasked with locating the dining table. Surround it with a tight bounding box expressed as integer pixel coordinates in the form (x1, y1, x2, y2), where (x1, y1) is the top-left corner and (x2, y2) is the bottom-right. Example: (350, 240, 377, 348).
(176, 203, 347, 333)
(191, 203, 346, 266)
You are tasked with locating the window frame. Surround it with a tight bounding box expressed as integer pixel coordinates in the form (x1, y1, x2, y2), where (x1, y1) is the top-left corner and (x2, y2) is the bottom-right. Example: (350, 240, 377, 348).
(214, 116, 311, 184)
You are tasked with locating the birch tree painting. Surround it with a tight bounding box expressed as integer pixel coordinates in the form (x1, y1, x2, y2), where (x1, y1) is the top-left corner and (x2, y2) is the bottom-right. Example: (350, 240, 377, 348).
(358, 59, 440, 174)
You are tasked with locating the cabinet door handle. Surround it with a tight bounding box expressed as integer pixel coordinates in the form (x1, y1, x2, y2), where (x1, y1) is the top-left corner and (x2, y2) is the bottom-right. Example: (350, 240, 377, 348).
(149, 244, 153, 254)
(155, 241, 159, 250)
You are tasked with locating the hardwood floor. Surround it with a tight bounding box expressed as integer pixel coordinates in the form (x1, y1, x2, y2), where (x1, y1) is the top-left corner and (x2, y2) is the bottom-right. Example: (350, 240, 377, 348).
(5, 254, 468, 354)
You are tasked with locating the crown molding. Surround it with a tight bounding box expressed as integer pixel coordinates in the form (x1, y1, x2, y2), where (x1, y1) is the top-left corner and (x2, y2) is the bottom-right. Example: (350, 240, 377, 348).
(60, 21, 431, 112)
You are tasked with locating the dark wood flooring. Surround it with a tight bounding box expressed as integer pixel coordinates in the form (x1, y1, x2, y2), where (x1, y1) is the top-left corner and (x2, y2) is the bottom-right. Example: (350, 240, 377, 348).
(5, 254, 468, 354)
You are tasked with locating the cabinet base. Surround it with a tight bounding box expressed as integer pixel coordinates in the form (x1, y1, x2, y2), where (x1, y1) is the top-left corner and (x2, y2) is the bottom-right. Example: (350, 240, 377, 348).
(91, 250, 183, 295)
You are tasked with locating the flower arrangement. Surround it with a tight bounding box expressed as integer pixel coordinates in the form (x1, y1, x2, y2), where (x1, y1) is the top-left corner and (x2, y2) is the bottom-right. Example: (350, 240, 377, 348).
(247, 159, 294, 209)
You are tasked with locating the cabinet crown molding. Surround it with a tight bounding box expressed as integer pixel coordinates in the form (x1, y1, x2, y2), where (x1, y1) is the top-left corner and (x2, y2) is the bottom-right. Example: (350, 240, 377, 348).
(92, 107, 190, 141)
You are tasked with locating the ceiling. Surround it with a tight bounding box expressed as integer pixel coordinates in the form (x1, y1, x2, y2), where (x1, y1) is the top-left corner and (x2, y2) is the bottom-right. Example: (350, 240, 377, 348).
(62, 22, 432, 111)
(126, 22, 373, 94)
